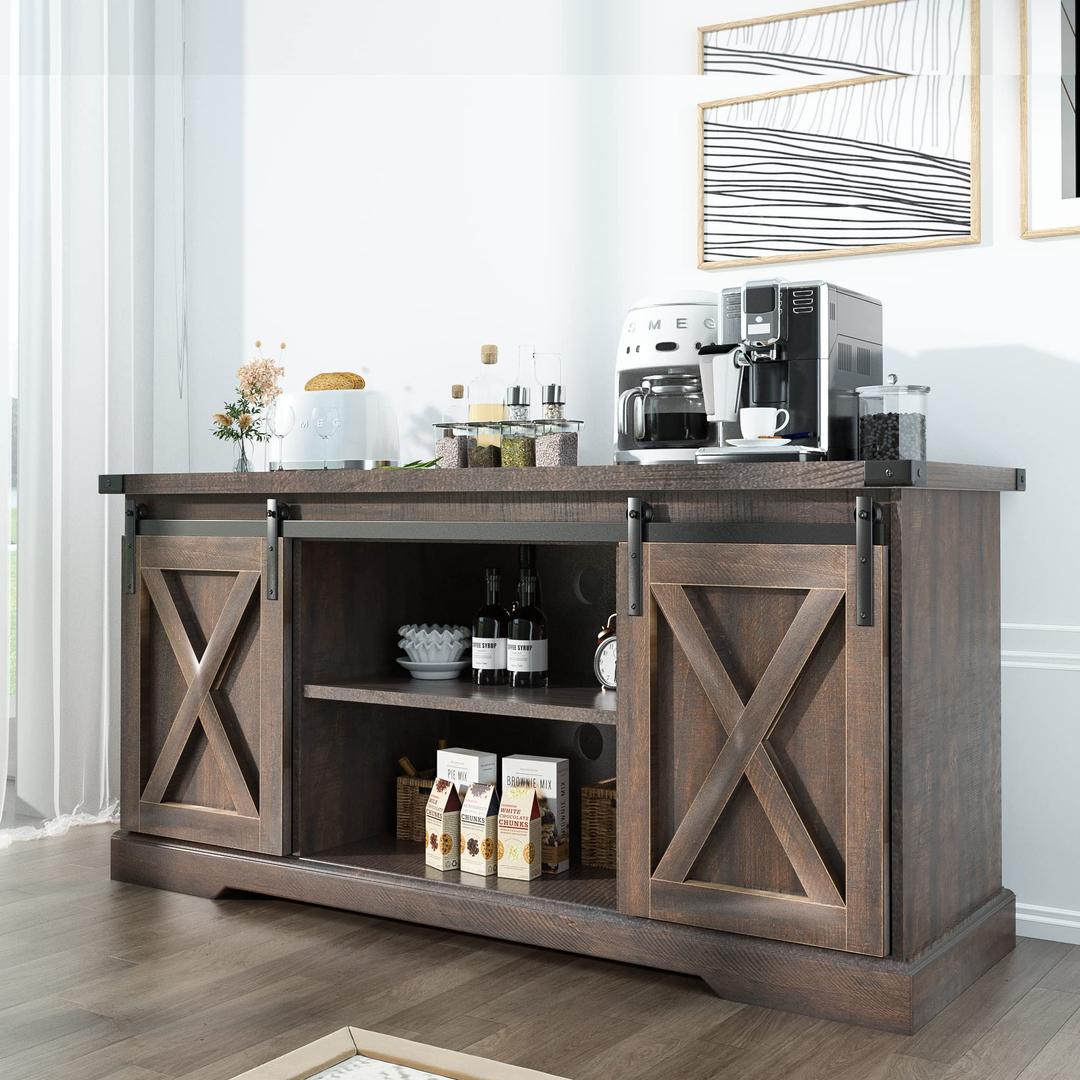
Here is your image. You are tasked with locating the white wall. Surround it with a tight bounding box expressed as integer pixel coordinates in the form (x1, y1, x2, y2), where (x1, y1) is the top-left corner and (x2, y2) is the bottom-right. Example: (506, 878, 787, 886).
(175, 1, 1080, 943)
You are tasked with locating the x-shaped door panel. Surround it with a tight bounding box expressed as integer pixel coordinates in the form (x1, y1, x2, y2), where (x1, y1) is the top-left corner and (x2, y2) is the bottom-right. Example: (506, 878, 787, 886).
(621, 541, 888, 957)
(651, 584, 844, 906)
(141, 568, 259, 818)
(122, 534, 287, 855)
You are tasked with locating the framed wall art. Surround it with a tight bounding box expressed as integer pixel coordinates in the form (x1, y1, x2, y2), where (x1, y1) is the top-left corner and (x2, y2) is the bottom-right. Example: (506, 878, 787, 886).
(1021, 0, 1080, 237)
(697, 0, 981, 270)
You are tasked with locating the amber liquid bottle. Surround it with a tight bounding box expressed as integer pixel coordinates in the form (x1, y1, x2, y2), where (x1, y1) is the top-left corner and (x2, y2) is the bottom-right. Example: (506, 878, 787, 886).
(507, 574, 548, 688)
(472, 568, 508, 685)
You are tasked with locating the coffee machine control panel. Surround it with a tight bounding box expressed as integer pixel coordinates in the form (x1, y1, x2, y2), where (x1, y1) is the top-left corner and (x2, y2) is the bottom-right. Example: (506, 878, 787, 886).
(741, 282, 782, 346)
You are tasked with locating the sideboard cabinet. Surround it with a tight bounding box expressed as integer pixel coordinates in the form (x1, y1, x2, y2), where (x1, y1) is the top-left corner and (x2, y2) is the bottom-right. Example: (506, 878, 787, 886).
(102, 461, 1023, 1032)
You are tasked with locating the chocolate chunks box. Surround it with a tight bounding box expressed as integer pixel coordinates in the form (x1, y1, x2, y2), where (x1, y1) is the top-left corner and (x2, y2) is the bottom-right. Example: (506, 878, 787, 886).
(437, 747, 498, 800)
(501, 754, 569, 874)
(460, 782, 500, 877)
(424, 777, 462, 872)
(497, 786, 541, 881)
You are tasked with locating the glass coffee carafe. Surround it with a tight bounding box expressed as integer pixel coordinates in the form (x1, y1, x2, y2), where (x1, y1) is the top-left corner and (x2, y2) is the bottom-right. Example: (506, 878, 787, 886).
(618, 373, 709, 447)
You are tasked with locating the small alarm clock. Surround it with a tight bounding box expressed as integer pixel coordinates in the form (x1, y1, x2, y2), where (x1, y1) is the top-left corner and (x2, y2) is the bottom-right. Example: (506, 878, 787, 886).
(593, 614, 617, 691)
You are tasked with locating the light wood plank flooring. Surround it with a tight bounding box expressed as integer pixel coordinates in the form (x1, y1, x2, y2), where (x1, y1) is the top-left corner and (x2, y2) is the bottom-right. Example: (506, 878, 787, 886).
(1, 826, 1079, 1080)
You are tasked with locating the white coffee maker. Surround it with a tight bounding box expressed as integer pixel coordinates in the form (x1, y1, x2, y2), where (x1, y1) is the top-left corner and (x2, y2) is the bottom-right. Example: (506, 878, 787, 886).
(613, 293, 720, 464)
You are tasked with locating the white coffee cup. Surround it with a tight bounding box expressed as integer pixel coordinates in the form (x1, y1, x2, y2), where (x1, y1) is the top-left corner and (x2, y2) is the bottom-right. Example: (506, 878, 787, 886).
(740, 407, 790, 439)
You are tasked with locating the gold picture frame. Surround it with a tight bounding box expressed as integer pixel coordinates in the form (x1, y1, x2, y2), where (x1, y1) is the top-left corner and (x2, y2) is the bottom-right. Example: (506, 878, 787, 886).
(1020, 0, 1080, 238)
(697, 0, 981, 270)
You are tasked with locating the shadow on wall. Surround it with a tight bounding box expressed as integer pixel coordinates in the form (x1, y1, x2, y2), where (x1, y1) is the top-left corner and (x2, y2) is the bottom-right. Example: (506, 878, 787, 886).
(883, 345, 1074, 473)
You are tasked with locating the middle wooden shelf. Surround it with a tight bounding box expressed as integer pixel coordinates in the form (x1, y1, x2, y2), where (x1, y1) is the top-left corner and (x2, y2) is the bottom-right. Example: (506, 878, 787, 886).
(303, 678, 617, 726)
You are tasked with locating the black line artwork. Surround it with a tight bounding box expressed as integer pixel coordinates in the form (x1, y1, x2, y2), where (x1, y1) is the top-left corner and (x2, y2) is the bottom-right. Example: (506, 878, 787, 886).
(700, 0, 977, 266)
(1062, 0, 1077, 198)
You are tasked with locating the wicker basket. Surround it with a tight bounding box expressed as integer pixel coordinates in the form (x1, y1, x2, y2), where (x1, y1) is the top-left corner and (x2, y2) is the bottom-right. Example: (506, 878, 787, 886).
(396, 776, 434, 842)
(580, 778, 617, 870)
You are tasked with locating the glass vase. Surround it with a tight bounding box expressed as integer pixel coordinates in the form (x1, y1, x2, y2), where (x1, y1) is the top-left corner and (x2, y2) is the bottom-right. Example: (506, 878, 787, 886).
(233, 439, 253, 473)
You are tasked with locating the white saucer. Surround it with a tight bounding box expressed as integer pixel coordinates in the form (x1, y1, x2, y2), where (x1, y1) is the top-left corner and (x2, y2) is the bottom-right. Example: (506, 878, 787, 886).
(725, 438, 793, 448)
(397, 658, 469, 681)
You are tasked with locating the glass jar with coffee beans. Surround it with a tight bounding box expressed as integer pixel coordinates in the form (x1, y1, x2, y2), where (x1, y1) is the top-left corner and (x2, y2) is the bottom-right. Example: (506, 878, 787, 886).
(856, 375, 929, 460)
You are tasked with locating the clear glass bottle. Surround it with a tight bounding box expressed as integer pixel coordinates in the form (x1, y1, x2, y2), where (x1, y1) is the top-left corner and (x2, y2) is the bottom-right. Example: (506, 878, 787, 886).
(433, 384, 467, 468)
(508, 574, 548, 688)
(467, 345, 506, 467)
(472, 568, 508, 685)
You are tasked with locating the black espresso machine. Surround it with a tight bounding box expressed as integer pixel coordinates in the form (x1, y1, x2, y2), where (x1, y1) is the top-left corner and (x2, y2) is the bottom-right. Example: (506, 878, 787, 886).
(696, 279, 883, 462)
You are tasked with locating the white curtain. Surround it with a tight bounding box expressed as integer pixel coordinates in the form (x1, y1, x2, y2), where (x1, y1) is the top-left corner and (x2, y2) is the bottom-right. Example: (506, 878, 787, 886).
(1, 0, 154, 843)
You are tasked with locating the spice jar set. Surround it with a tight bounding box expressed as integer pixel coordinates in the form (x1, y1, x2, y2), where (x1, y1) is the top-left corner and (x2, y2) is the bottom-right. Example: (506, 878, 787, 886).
(433, 344, 583, 469)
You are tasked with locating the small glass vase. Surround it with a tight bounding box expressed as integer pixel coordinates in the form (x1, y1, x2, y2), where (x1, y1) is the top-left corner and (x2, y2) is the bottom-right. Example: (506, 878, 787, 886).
(233, 439, 253, 473)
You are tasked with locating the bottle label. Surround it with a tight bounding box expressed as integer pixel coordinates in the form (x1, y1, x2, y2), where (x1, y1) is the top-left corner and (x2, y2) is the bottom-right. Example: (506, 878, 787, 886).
(507, 638, 548, 673)
(472, 637, 507, 671)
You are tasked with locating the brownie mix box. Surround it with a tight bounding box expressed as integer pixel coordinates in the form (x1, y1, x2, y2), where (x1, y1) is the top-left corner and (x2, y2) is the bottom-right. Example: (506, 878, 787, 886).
(437, 747, 498, 799)
(424, 777, 462, 872)
(501, 754, 569, 874)
(459, 782, 500, 877)
(497, 786, 541, 881)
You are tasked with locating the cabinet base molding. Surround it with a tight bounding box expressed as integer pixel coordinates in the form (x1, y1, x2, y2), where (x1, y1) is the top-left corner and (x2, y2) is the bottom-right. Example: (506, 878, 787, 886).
(110, 830, 1015, 1033)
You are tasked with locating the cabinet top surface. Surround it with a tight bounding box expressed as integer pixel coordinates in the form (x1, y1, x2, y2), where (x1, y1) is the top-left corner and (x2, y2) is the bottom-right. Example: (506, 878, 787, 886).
(100, 461, 1024, 498)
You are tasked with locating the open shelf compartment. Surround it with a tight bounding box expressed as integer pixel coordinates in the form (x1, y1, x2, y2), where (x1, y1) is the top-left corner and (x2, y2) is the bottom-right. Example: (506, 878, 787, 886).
(292, 538, 620, 910)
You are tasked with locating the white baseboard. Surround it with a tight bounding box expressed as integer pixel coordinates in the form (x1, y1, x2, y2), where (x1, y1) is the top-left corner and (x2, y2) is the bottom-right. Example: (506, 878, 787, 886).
(1016, 903, 1080, 946)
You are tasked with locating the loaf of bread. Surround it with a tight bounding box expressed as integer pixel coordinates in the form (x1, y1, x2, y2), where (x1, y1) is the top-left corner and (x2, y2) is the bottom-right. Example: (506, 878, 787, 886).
(304, 372, 366, 391)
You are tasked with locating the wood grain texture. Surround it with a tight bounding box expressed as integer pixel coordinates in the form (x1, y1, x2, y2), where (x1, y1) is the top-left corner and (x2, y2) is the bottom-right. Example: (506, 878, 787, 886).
(891, 490, 1003, 959)
(649, 542, 847, 590)
(651, 583, 842, 907)
(0, 826, 1036, 1077)
(642, 541, 889, 956)
(304, 679, 617, 726)
(652, 587, 843, 885)
(104, 461, 1023, 498)
(140, 568, 259, 814)
(125, 536, 289, 855)
(844, 544, 890, 957)
(617, 542, 653, 918)
(109, 829, 1017, 1035)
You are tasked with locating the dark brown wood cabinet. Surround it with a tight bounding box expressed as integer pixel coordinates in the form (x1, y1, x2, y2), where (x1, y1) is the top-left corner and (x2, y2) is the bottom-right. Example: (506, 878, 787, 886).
(102, 461, 1022, 1033)
(619, 541, 888, 956)
(121, 534, 290, 854)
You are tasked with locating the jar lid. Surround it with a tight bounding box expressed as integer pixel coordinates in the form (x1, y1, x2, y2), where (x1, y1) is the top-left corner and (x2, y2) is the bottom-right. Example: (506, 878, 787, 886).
(541, 383, 565, 404)
(856, 372, 930, 396)
(506, 385, 531, 406)
(480, 344, 498, 365)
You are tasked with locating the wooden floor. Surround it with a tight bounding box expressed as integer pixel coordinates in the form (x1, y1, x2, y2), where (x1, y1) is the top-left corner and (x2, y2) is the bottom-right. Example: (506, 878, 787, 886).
(2, 827, 1079, 1080)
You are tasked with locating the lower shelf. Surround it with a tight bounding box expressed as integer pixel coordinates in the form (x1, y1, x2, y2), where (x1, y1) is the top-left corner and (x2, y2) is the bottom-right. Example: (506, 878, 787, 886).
(300, 835, 617, 911)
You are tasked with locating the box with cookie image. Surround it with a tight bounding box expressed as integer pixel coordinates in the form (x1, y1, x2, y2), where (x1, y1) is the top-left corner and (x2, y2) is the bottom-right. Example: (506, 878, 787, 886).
(424, 778, 461, 872)
(460, 782, 499, 877)
(501, 755, 569, 874)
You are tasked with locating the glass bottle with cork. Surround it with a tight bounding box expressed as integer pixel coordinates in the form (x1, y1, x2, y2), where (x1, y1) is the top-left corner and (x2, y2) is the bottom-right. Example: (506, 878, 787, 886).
(467, 344, 506, 467)
(433, 384, 467, 468)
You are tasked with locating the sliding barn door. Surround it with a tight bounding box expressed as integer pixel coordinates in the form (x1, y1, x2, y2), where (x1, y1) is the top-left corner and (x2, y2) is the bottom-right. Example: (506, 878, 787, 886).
(620, 541, 888, 956)
(121, 535, 289, 854)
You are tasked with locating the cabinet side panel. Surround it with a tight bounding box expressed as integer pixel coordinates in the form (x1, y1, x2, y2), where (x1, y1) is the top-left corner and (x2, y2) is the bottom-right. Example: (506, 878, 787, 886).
(896, 489, 1002, 958)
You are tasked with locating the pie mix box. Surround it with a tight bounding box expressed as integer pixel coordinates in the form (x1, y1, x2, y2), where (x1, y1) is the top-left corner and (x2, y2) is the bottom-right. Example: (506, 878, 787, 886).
(437, 747, 498, 799)
(497, 786, 541, 881)
(424, 778, 462, 872)
(501, 754, 569, 874)
(459, 782, 500, 877)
